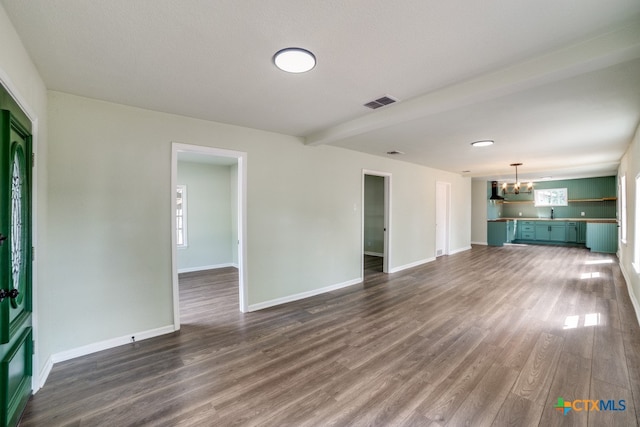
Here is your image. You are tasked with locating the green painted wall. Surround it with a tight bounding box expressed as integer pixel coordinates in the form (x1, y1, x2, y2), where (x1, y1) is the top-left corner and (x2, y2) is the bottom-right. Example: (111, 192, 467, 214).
(364, 175, 384, 255)
(487, 176, 617, 219)
(177, 161, 235, 271)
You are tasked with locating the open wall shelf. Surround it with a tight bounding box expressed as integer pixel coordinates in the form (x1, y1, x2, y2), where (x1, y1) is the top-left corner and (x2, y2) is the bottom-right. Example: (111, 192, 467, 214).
(497, 198, 617, 204)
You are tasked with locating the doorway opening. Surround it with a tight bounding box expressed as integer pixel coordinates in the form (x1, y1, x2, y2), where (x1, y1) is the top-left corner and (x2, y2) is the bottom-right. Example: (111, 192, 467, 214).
(171, 143, 248, 330)
(436, 181, 451, 257)
(362, 170, 391, 277)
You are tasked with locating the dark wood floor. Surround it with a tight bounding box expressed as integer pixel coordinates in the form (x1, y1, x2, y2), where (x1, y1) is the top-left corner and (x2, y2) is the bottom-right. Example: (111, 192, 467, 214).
(19, 245, 640, 426)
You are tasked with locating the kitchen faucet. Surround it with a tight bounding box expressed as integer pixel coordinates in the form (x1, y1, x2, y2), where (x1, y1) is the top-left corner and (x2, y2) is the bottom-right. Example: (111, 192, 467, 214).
(551, 207, 554, 219)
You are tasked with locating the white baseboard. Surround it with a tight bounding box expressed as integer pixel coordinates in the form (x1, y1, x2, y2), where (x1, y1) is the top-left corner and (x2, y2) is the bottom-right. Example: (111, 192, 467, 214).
(37, 325, 176, 390)
(36, 356, 54, 391)
(364, 251, 384, 257)
(471, 241, 488, 246)
(248, 278, 362, 312)
(449, 246, 472, 255)
(389, 257, 435, 274)
(178, 263, 238, 273)
(620, 262, 640, 327)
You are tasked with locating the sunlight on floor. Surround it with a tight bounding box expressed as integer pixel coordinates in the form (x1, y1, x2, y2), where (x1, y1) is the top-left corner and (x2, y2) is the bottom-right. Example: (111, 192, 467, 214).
(584, 259, 614, 265)
(580, 272, 601, 279)
(563, 313, 600, 329)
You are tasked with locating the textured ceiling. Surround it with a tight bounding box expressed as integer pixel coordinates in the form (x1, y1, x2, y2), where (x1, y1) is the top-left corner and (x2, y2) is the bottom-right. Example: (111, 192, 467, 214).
(2, 0, 640, 180)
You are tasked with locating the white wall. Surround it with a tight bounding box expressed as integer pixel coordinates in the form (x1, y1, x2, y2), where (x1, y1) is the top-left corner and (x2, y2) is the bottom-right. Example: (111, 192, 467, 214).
(230, 163, 239, 267)
(471, 179, 488, 244)
(618, 123, 640, 323)
(0, 3, 49, 386)
(177, 161, 234, 272)
(46, 90, 471, 358)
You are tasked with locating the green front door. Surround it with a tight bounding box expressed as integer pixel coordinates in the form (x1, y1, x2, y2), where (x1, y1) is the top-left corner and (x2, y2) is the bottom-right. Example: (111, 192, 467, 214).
(0, 110, 32, 427)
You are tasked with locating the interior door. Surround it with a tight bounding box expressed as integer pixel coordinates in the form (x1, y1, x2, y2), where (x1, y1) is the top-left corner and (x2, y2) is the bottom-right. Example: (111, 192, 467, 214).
(0, 110, 32, 427)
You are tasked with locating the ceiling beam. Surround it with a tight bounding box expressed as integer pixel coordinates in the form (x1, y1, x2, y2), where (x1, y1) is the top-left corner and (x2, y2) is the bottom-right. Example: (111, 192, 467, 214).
(304, 18, 640, 146)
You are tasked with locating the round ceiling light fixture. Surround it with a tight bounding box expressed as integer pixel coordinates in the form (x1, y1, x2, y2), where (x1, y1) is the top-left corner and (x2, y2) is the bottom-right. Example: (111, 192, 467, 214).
(470, 140, 494, 147)
(273, 47, 316, 73)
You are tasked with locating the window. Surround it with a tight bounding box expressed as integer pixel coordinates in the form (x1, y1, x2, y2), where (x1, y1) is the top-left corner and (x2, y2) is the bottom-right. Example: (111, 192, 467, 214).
(634, 174, 640, 274)
(534, 188, 568, 207)
(620, 175, 627, 244)
(176, 185, 187, 247)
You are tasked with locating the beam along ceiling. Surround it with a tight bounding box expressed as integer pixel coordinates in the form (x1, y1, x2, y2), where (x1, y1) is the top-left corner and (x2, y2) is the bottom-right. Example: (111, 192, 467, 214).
(3, 1, 640, 181)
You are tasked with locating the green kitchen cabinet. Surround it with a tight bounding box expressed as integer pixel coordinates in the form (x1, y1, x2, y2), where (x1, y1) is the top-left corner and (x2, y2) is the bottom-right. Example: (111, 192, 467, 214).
(566, 222, 578, 243)
(488, 221, 507, 246)
(586, 223, 618, 253)
(549, 225, 566, 241)
(519, 221, 535, 240)
(535, 222, 566, 242)
(577, 222, 586, 244)
(534, 224, 547, 240)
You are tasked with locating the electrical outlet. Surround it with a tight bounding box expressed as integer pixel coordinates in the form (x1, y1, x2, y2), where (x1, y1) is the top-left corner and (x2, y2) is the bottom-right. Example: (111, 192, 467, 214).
(581, 212, 585, 216)
(518, 212, 522, 216)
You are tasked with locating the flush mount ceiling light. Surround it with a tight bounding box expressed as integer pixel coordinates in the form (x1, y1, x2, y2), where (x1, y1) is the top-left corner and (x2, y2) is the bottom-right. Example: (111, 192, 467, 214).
(273, 48, 316, 73)
(470, 140, 494, 147)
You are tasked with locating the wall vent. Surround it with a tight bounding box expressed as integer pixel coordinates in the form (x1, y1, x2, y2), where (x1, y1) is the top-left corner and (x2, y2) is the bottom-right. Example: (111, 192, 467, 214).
(364, 95, 398, 109)
(386, 150, 404, 155)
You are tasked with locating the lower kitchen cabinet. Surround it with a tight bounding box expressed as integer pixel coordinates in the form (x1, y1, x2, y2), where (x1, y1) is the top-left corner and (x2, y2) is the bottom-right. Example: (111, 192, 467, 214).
(520, 221, 535, 240)
(585, 223, 618, 253)
(566, 222, 578, 243)
(487, 221, 507, 246)
(535, 222, 566, 242)
(488, 220, 616, 252)
(578, 222, 587, 244)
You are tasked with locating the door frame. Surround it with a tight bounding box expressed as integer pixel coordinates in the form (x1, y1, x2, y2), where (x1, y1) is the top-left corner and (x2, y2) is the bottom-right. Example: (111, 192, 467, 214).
(0, 69, 40, 392)
(435, 181, 451, 257)
(171, 142, 248, 328)
(362, 169, 391, 276)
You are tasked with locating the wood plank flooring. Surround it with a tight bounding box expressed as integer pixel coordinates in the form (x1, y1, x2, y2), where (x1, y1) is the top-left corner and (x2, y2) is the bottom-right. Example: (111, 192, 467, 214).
(18, 245, 640, 426)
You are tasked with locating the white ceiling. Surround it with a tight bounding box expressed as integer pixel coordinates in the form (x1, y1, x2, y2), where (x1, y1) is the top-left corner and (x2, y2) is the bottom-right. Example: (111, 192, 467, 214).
(3, 0, 640, 181)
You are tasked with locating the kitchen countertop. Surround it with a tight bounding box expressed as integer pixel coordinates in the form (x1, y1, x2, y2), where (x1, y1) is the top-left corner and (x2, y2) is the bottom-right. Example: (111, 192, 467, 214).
(488, 218, 617, 223)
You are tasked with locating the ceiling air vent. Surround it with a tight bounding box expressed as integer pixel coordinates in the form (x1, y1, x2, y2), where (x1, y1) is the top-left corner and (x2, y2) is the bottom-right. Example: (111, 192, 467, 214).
(364, 95, 398, 109)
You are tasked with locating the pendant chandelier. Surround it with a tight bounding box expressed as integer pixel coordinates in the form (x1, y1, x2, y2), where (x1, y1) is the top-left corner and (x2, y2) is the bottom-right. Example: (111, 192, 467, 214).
(502, 163, 533, 195)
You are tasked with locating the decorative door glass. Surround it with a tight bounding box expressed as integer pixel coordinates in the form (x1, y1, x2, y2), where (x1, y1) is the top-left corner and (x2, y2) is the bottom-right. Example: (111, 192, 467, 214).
(10, 146, 25, 308)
